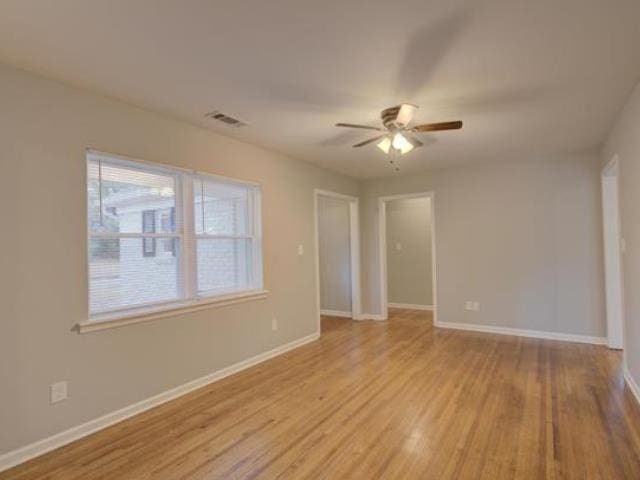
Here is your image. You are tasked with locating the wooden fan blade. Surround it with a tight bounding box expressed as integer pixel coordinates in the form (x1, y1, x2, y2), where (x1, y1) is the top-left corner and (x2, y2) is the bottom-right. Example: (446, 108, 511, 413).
(411, 121, 463, 132)
(353, 135, 384, 148)
(336, 123, 383, 131)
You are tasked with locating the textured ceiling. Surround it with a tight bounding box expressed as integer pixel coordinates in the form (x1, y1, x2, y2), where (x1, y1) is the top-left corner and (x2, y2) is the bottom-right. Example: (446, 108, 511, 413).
(1, 0, 639, 178)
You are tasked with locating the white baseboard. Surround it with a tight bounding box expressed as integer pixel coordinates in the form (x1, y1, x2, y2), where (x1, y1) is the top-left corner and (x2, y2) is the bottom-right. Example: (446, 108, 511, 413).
(319, 311, 386, 322)
(0, 332, 320, 474)
(388, 303, 433, 311)
(320, 309, 352, 318)
(356, 313, 386, 321)
(435, 320, 606, 345)
(624, 367, 640, 407)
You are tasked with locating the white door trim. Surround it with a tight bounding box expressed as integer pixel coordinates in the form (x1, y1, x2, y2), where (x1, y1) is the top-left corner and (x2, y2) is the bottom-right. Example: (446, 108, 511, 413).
(601, 155, 625, 354)
(378, 192, 438, 323)
(314, 189, 362, 333)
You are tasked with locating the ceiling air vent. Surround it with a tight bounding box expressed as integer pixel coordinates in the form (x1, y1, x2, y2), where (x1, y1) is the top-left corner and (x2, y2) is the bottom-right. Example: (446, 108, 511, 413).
(204, 110, 247, 128)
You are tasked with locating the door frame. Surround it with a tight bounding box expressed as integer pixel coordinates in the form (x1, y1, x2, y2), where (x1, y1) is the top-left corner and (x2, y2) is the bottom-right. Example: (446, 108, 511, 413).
(378, 192, 438, 322)
(314, 189, 361, 333)
(601, 155, 625, 352)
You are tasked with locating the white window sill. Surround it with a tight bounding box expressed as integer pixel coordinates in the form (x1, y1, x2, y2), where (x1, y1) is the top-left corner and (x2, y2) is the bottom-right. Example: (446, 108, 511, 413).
(76, 289, 269, 333)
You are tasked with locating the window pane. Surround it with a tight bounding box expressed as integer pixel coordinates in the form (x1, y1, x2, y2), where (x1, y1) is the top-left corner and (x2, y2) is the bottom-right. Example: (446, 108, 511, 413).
(89, 237, 180, 313)
(88, 159, 176, 234)
(197, 238, 253, 294)
(194, 178, 250, 236)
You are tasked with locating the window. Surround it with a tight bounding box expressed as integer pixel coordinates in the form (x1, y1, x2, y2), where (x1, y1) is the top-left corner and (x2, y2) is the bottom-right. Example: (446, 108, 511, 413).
(194, 176, 259, 295)
(87, 151, 263, 321)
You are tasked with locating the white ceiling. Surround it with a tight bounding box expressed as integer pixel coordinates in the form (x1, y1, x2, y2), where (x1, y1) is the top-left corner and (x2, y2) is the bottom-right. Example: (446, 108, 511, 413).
(1, 0, 639, 178)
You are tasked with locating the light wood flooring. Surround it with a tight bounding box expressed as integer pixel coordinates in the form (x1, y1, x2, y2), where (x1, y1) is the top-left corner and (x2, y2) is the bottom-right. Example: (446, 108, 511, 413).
(3, 309, 640, 479)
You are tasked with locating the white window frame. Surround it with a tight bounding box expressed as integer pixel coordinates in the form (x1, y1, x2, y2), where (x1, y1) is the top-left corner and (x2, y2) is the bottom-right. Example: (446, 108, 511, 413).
(81, 149, 267, 333)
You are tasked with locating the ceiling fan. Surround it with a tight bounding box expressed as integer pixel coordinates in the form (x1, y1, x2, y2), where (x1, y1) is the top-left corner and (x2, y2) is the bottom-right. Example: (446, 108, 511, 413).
(336, 104, 462, 169)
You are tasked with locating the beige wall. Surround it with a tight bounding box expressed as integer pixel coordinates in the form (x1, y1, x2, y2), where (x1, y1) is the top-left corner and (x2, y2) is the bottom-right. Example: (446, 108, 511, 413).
(361, 152, 605, 336)
(386, 197, 433, 306)
(0, 63, 359, 455)
(601, 80, 640, 385)
(318, 195, 352, 313)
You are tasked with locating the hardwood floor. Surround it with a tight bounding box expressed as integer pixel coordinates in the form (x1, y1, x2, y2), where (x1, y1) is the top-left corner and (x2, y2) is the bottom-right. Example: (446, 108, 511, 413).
(3, 309, 640, 479)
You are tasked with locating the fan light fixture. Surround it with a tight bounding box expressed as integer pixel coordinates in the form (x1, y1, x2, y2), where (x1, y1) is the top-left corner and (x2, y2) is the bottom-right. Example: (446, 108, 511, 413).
(377, 133, 414, 155)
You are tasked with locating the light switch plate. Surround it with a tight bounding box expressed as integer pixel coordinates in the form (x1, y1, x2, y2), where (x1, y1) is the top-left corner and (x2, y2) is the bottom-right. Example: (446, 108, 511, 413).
(51, 381, 68, 404)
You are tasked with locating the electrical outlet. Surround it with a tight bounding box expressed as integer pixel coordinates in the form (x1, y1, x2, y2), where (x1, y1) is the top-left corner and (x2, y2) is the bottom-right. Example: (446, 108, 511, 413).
(50, 381, 68, 404)
(465, 301, 480, 311)
(395, 242, 402, 251)
(297, 244, 304, 256)
(271, 318, 278, 331)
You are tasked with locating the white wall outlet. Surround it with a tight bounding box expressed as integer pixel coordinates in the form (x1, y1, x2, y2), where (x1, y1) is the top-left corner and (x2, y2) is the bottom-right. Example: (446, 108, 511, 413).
(297, 244, 304, 256)
(395, 242, 403, 251)
(271, 318, 278, 331)
(465, 301, 481, 311)
(50, 381, 68, 404)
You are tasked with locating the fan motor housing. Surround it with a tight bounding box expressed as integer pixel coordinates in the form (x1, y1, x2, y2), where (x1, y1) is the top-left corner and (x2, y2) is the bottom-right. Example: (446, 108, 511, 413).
(381, 106, 403, 129)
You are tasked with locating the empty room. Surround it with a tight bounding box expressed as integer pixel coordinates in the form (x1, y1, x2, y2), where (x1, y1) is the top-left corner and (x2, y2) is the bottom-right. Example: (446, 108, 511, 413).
(2, 1, 640, 479)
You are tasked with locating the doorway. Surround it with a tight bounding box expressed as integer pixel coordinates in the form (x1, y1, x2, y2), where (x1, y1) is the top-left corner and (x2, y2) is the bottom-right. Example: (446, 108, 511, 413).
(378, 192, 437, 322)
(314, 190, 361, 332)
(602, 156, 624, 350)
